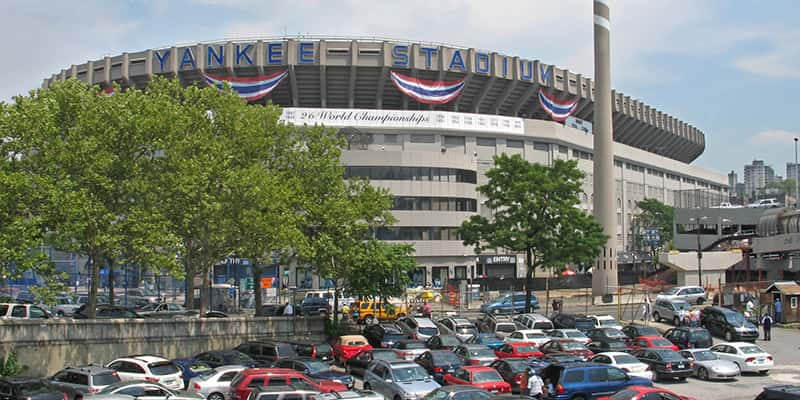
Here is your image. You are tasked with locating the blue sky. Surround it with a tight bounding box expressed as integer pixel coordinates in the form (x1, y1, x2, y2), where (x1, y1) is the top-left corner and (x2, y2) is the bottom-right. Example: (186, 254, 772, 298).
(1, 0, 798, 178)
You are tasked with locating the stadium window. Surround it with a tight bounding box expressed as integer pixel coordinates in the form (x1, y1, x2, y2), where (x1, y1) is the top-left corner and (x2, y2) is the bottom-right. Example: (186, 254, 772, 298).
(558, 145, 568, 154)
(573, 150, 580, 158)
(410, 134, 435, 143)
(384, 134, 398, 144)
(506, 139, 524, 149)
(477, 137, 496, 147)
(444, 136, 465, 147)
(533, 142, 549, 151)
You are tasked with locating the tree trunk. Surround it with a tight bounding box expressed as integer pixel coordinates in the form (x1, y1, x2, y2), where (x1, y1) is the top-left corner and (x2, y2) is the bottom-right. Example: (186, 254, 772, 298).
(87, 253, 98, 319)
(200, 264, 210, 315)
(524, 248, 534, 313)
(331, 257, 338, 328)
(184, 240, 195, 310)
(253, 265, 263, 316)
(107, 257, 115, 306)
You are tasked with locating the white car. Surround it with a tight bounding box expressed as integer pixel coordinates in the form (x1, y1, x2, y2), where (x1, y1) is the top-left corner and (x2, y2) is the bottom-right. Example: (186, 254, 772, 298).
(710, 342, 773, 374)
(586, 315, 623, 330)
(106, 356, 183, 390)
(84, 381, 203, 400)
(513, 314, 554, 330)
(545, 329, 590, 344)
(588, 352, 653, 380)
(187, 365, 246, 400)
(504, 330, 550, 346)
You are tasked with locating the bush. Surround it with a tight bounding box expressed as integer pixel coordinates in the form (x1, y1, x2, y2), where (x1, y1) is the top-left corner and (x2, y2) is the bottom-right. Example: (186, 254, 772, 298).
(0, 351, 26, 377)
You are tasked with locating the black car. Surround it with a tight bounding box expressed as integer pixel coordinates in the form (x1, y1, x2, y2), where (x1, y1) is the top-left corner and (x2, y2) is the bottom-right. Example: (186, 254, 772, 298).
(343, 349, 401, 377)
(298, 297, 331, 317)
(421, 386, 491, 400)
(756, 385, 800, 400)
(663, 327, 713, 349)
(273, 357, 355, 388)
(586, 339, 630, 354)
(0, 378, 65, 400)
(194, 349, 263, 368)
(235, 340, 298, 364)
(363, 322, 408, 348)
(700, 306, 758, 342)
(489, 358, 530, 394)
(632, 348, 693, 381)
(414, 350, 464, 384)
(287, 340, 334, 363)
(585, 328, 628, 343)
(621, 324, 661, 339)
(73, 304, 142, 319)
(550, 313, 595, 332)
(540, 353, 584, 364)
(425, 335, 463, 350)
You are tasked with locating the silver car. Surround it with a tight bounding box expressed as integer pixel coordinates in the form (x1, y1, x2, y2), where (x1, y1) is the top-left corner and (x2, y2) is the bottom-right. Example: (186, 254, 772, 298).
(84, 381, 204, 400)
(657, 286, 706, 305)
(363, 360, 440, 400)
(652, 299, 691, 326)
(186, 366, 246, 400)
(312, 390, 384, 400)
(680, 349, 739, 381)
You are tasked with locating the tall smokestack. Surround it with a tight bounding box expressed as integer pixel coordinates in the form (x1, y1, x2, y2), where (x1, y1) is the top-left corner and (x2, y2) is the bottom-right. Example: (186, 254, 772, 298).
(592, 0, 618, 297)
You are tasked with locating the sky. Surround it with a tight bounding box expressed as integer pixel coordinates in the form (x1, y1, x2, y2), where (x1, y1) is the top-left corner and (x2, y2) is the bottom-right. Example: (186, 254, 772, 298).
(1, 0, 798, 179)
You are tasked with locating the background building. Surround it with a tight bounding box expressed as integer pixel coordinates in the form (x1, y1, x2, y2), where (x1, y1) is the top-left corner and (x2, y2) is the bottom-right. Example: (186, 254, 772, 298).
(728, 171, 738, 201)
(744, 160, 776, 201)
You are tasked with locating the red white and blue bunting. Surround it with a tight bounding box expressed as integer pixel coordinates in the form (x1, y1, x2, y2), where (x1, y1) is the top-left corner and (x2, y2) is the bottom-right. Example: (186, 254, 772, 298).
(202, 70, 288, 102)
(538, 89, 578, 122)
(390, 71, 466, 105)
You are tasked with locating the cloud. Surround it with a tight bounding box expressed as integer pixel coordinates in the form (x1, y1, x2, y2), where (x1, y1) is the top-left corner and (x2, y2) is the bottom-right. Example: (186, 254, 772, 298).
(750, 130, 800, 144)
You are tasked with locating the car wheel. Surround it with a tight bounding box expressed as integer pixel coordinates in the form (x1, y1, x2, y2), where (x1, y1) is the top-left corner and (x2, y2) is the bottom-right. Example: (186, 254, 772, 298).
(725, 331, 733, 342)
(394, 396, 402, 400)
(365, 315, 374, 325)
(697, 297, 706, 305)
(363, 383, 371, 390)
(673, 316, 680, 326)
(653, 312, 661, 322)
(208, 393, 224, 400)
(678, 377, 687, 381)
(57, 311, 65, 317)
(760, 370, 769, 376)
(653, 371, 660, 381)
(319, 310, 328, 319)
(698, 367, 709, 381)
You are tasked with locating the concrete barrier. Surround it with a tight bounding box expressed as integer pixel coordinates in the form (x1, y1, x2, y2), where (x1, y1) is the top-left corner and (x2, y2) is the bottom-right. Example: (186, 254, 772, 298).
(0, 316, 325, 377)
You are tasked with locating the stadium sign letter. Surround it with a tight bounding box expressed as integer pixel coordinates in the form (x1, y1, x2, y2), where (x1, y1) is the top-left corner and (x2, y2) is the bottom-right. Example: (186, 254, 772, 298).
(475, 52, 490, 74)
(540, 64, 552, 85)
(155, 50, 170, 72)
(520, 60, 533, 82)
(449, 50, 466, 71)
(298, 42, 314, 64)
(267, 42, 283, 64)
(419, 47, 437, 69)
(235, 44, 254, 65)
(180, 48, 196, 69)
(392, 45, 409, 67)
(502, 57, 508, 78)
(207, 45, 224, 67)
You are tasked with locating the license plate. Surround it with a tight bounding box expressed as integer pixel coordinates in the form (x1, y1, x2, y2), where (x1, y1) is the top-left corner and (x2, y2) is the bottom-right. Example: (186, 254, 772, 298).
(490, 390, 499, 394)
(677, 364, 684, 369)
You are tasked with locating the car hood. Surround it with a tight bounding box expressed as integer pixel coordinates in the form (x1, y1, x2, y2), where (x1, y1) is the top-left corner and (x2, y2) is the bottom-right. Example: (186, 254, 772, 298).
(395, 379, 441, 394)
(698, 359, 739, 370)
(311, 371, 351, 380)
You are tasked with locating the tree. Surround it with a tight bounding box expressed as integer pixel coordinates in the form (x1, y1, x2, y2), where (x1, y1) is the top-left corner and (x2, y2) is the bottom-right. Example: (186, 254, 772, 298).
(634, 198, 674, 263)
(344, 241, 416, 303)
(460, 155, 607, 312)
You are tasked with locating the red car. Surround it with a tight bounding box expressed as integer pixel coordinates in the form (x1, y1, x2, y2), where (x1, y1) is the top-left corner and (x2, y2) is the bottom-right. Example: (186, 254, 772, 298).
(230, 368, 347, 400)
(494, 342, 544, 359)
(597, 385, 696, 400)
(332, 335, 372, 364)
(627, 335, 679, 352)
(539, 340, 593, 361)
(443, 366, 511, 394)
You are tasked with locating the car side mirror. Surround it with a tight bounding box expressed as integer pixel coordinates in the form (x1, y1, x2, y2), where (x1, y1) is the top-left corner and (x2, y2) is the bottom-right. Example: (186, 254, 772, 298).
(385, 378, 393, 383)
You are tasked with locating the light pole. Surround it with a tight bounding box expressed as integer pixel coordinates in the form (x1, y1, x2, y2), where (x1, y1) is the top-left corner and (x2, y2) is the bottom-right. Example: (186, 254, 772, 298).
(795, 137, 798, 208)
(690, 215, 708, 287)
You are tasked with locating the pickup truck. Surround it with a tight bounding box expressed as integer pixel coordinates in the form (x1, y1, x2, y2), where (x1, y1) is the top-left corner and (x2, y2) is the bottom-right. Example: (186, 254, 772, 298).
(747, 198, 781, 208)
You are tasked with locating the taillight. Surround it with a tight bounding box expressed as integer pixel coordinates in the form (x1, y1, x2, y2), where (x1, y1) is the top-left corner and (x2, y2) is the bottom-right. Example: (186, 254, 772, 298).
(89, 388, 100, 393)
(768, 356, 774, 361)
(63, 394, 68, 400)
(412, 333, 418, 340)
(312, 347, 317, 358)
(194, 383, 202, 390)
(514, 375, 522, 383)
(645, 365, 652, 371)
(689, 361, 694, 368)
(746, 357, 755, 363)
(666, 363, 672, 370)
(146, 377, 159, 383)
(471, 359, 480, 365)
(433, 368, 443, 373)
(556, 384, 565, 394)
(621, 367, 630, 372)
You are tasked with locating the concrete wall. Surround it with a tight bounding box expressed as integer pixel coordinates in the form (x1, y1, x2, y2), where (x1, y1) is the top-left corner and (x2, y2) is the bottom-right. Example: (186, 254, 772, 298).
(0, 316, 325, 377)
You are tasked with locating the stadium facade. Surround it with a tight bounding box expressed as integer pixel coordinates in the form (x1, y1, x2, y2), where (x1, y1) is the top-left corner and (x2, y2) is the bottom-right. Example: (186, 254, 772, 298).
(45, 37, 727, 287)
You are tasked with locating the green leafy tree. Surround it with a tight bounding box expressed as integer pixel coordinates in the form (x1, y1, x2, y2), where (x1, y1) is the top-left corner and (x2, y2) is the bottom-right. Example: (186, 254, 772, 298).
(344, 241, 416, 303)
(634, 198, 674, 262)
(460, 155, 607, 312)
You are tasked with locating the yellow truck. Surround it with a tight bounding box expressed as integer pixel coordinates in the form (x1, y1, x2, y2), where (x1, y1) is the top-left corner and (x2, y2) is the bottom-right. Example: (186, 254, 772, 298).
(352, 300, 408, 324)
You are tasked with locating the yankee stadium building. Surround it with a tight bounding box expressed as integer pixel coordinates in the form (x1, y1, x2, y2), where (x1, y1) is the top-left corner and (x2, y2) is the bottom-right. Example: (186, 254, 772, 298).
(45, 37, 727, 287)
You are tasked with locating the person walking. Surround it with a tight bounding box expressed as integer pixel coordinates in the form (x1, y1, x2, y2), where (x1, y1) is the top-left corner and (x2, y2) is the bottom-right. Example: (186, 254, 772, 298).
(642, 294, 651, 322)
(282, 301, 294, 316)
(422, 302, 432, 318)
(527, 369, 544, 400)
(774, 298, 783, 323)
(761, 313, 774, 341)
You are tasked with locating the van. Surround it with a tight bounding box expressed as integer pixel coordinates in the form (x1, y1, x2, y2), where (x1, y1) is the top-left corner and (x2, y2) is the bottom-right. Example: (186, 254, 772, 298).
(396, 317, 440, 341)
(352, 300, 408, 324)
(0, 303, 51, 319)
(304, 290, 355, 311)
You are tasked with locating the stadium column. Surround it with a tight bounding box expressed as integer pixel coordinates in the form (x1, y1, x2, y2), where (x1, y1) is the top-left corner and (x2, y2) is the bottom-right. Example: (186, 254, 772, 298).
(592, 0, 618, 297)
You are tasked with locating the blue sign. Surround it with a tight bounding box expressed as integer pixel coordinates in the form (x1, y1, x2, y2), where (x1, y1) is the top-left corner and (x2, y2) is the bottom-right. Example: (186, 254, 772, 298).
(229, 287, 235, 299)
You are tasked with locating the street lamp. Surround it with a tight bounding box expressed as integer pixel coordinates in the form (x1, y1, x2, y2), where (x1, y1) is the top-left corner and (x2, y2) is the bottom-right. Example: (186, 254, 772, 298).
(795, 137, 798, 208)
(690, 215, 708, 287)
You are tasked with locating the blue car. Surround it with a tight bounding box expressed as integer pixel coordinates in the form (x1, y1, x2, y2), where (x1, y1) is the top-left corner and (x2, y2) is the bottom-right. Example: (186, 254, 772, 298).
(274, 357, 355, 388)
(540, 363, 652, 400)
(465, 333, 505, 350)
(171, 358, 212, 388)
(194, 350, 264, 368)
(480, 293, 539, 314)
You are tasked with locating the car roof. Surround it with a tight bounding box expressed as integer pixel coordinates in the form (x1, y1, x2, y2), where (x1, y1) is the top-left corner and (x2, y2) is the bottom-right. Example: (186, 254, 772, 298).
(62, 365, 116, 374)
(339, 335, 368, 343)
(411, 317, 436, 327)
(252, 385, 319, 394)
(397, 339, 425, 345)
(594, 352, 634, 358)
(452, 318, 473, 325)
(214, 365, 248, 373)
(726, 342, 762, 348)
(515, 329, 544, 334)
(240, 368, 297, 376)
(461, 344, 491, 349)
(118, 355, 169, 364)
(462, 366, 494, 372)
(437, 385, 488, 393)
(383, 360, 419, 368)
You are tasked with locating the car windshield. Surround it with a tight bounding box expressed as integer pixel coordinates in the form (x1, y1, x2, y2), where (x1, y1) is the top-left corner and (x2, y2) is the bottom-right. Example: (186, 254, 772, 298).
(316, 344, 332, 354)
(228, 352, 254, 362)
(657, 351, 684, 361)
(472, 370, 502, 383)
(345, 339, 368, 346)
(456, 326, 477, 335)
(613, 354, 639, 364)
(432, 352, 461, 364)
(149, 362, 179, 375)
(506, 360, 529, 373)
(608, 342, 629, 351)
(690, 330, 711, 342)
(525, 332, 547, 339)
(440, 336, 462, 345)
(392, 366, 430, 382)
(476, 334, 501, 342)
(662, 288, 679, 295)
(672, 302, 691, 311)
(599, 319, 620, 327)
(306, 361, 330, 374)
(633, 327, 659, 336)
(470, 348, 496, 358)
(724, 313, 746, 326)
(187, 363, 211, 373)
(651, 339, 673, 347)
(419, 327, 439, 336)
(404, 342, 427, 349)
(603, 330, 626, 339)
(496, 324, 516, 333)
(374, 351, 401, 361)
(566, 331, 587, 338)
(382, 325, 403, 335)
(561, 342, 586, 350)
(692, 351, 717, 361)
(18, 382, 50, 396)
(740, 346, 765, 354)
(516, 345, 539, 353)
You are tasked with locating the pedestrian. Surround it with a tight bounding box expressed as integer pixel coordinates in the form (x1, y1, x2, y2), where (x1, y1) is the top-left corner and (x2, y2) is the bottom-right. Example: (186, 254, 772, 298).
(761, 313, 773, 341)
(282, 301, 294, 316)
(543, 378, 554, 399)
(775, 298, 783, 323)
(422, 302, 432, 318)
(746, 299, 755, 317)
(527, 369, 544, 400)
(642, 294, 651, 322)
(552, 298, 559, 313)
(678, 307, 687, 326)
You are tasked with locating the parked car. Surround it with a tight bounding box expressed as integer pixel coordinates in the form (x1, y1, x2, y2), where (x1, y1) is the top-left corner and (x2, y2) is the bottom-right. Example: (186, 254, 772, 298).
(545, 329, 590, 344)
(245, 385, 318, 400)
(443, 367, 511, 394)
(586, 315, 623, 330)
(298, 297, 331, 317)
(171, 358, 212, 388)
(494, 343, 542, 359)
(363, 322, 408, 349)
(595, 385, 695, 400)
(311, 390, 384, 400)
(75, 295, 109, 306)
(235, 341, 298, 365)
(414, 350, 464, 384)
(73, 305, 142, 319)
(273, 357, 355, 389)
(138, 303, 197, 319)
(453, 345, 498, 366)
(480, 293, 538, 315)
(397, 317, 440, 341)
(748, 198, 781, 208)
(0, 303, 51, 319)
(476, 315, 517, 339)
(710, 342, 773, 375)
(194, 350, 262, 368)
(465, 334, 505, 350)
(513, 314, 554, 331)
(303, 290, 355, 312)
(626, 336, 679, 352)
(392, 340, 429, 361)
(504, 330, 549, 346)
(418, 386, 491, 400)
(343, 349, 401, 377)
(663, 327, 713, 349)
(657, 286, 707, 305)
(679, 349, 739, 381)
(332, 335, 372, 364)
(352, 300, 408, 324)
(437, 318, 479, 341)
(0, 377, 66, 400)
(186, 365, 246, 400)
(116, 288, 162, 305)
(632, 349, 693, 381)
(652, 299, 692, 326)
(539, 340, 593, 361)
(49, 365, 121, 399)
(539, 363, 652, 400)
(621, 325, 660, 340)
(754, 385, 800, 400)
(84, 381, 203, 400)
(488, 358, 530, 394)
(585, 328, 627, 344)
(287, 341, 334, 363)
(229, 368, 346, 400)
(700, 306, 759, 342)
(50, 296, 81, 317)
(106, 356, 183, 390)
(363, 360, 440, 400)
(549, 314, 595, 332)
(586, 340, 630, 354)
(587, 352, 652, 380)
(425, 335, 462, 350)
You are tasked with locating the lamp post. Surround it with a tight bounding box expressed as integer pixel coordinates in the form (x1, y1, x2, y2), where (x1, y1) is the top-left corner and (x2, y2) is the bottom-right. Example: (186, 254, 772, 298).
(795, 137, 798, 208)
(690, 215, 708, 287)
